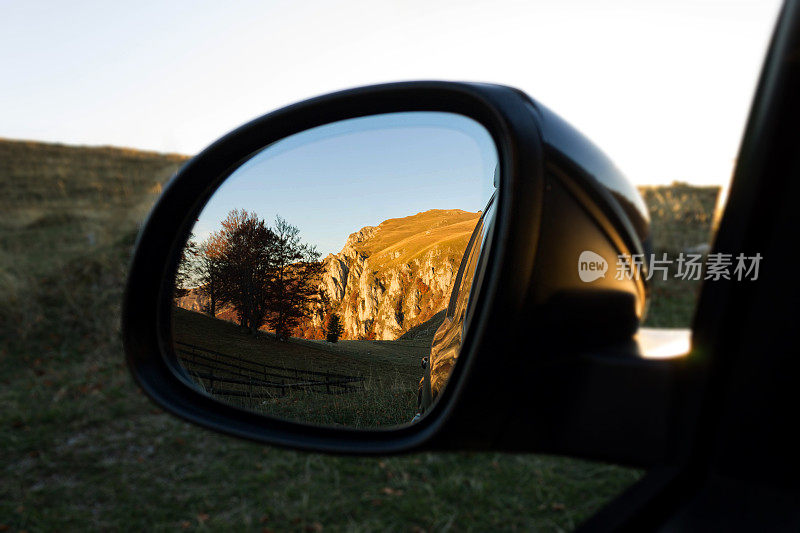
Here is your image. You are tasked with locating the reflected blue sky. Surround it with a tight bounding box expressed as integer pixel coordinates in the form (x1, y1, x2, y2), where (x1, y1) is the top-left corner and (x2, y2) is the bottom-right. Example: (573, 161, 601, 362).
(193, 112, 498, 256)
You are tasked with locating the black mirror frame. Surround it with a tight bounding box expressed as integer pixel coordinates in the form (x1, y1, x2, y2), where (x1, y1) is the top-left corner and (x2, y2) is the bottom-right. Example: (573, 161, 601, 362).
(124, 80, 682, 465)
(122, 81, 548, 454)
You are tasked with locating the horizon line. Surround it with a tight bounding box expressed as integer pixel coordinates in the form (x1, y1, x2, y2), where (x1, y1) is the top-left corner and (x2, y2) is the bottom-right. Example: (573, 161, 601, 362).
(0, 135, 727, 187)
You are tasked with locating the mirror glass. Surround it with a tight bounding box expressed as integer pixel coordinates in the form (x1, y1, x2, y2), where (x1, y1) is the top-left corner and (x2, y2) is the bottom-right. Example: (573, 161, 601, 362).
(171, 111, 498, 428)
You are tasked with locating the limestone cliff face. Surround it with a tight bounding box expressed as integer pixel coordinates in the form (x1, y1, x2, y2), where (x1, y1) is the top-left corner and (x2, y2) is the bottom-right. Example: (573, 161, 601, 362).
(177, 209, 481, 341)
(300, 209, 480, 341)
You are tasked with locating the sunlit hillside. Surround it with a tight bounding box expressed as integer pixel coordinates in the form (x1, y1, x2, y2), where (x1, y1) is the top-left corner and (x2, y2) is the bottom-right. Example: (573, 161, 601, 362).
(176, 208, 481, 341)
(349, 209, 480, 268)
(312, 208, 481, 340)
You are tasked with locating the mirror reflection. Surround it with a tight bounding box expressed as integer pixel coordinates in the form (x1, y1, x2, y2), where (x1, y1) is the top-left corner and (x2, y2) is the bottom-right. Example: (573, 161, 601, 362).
(172, 111, 497, 428)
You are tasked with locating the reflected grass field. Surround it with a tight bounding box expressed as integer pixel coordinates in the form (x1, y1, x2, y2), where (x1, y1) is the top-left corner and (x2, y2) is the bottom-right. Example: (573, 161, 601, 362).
(172, 308, 422, 428)
(1, 139, 717, 530)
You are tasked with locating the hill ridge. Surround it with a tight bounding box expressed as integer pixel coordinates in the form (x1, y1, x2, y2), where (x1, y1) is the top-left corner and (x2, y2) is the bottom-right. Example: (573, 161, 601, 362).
(299, 208, 481, 340)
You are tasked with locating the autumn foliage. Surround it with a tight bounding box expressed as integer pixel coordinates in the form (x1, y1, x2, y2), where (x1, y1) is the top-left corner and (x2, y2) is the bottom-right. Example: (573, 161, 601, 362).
(176, 210, 323, 337)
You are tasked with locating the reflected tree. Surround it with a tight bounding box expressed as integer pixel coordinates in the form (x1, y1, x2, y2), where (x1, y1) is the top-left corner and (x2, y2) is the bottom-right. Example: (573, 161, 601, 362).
(214, 209, 277, 332)
(181, 210, 323, 338)
(266, 216, 323, 340)
(326, 313, 344, 343)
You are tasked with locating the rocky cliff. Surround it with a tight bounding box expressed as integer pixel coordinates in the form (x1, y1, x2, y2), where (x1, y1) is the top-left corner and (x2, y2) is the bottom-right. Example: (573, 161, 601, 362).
(177, 208, 481, 341)
(298, 209, 480, 340)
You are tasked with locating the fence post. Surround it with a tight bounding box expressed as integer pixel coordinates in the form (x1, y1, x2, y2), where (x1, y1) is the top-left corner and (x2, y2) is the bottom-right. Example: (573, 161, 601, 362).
(325, 371, 331, 394)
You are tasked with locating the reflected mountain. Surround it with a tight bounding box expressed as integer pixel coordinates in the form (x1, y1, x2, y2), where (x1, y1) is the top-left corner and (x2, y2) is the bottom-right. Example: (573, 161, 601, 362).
(176, 208, 480, 341)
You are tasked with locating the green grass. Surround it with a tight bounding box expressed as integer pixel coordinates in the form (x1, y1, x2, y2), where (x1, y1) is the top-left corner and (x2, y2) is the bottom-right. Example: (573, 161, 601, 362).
(173, 308, 424, 427)
(0, 139, 717, 531)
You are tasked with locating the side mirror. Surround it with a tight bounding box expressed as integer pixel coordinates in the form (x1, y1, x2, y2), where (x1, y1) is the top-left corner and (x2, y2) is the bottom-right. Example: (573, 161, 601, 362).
(123, 82, 656, 459)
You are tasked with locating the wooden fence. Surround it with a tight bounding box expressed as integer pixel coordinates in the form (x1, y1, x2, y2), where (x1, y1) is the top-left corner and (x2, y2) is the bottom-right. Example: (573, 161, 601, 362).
(175, 340, 365, 399)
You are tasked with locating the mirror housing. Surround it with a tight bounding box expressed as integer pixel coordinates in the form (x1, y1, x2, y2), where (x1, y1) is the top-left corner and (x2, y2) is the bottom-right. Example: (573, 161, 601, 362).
(123, 81, 657, 460)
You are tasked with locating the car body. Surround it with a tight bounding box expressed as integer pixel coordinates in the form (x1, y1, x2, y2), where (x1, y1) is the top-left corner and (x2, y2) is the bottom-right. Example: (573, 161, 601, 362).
(418, 192, 496, 414)
(123, 1, 800, 529)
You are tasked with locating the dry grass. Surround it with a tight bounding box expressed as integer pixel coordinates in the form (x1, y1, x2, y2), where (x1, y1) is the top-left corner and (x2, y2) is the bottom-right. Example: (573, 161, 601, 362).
(351, 209, 479, 269)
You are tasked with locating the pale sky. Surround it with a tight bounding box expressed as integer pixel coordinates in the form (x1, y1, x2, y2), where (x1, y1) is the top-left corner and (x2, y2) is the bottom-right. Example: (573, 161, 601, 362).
(1, 0, 782, 185)
(193, 112, 497, 256)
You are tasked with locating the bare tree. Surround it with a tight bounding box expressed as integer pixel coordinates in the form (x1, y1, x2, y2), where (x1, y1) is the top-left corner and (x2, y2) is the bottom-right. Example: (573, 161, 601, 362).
(213, 209, 277, 332)
(265, 216, 324, 340)
(191, 211, 323, 338)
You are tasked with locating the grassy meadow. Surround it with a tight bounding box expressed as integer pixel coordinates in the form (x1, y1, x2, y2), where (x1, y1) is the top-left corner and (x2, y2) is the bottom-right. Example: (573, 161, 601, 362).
(173, 308, 425, 427)
(1, 138, 717, 531)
